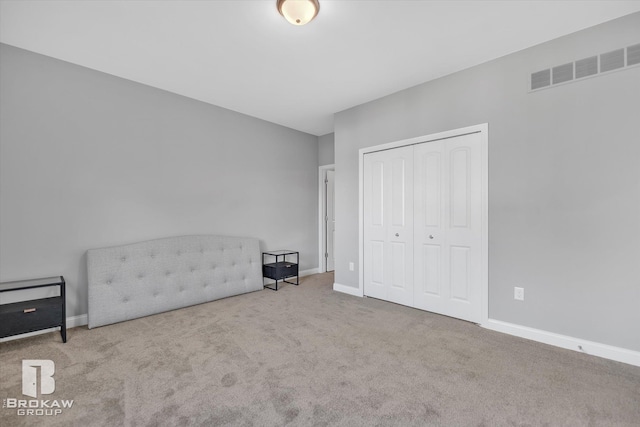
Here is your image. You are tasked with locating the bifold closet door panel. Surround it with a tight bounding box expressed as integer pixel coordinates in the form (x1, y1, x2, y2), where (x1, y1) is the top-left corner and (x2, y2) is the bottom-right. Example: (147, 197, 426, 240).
(413, 133, 483, 323)
(363, 146, 414, 306)
(413, 139, 447, 315)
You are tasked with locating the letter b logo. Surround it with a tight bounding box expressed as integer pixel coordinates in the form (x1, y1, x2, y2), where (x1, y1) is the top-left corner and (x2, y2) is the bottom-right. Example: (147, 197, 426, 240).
(22, 360, 55, 398)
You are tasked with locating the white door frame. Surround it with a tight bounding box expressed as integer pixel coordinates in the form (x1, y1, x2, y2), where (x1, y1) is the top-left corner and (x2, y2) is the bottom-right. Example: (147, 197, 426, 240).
(359, 124, 489, 325)
(319, 164, 335, 273)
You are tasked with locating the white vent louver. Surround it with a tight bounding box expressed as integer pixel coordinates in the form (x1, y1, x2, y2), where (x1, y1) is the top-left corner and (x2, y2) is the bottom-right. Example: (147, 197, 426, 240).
(552, 63, 573, 84)
(628, 43, 640, 66)
(575, 56, 598, 79)
(531, 69, 551, 90)
(530, 43, 639, 92)
(600, 49, 625, 72)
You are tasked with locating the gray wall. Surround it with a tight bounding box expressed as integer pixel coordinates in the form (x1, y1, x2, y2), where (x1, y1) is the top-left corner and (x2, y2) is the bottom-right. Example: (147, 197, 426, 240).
(318, 133, 335, 166)
(334, 13, 640, 351)
(0, 44, 319, 318)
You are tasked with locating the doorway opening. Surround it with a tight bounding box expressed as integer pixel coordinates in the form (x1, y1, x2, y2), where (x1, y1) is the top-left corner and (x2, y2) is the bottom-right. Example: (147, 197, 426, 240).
(319, 164, 335, 272)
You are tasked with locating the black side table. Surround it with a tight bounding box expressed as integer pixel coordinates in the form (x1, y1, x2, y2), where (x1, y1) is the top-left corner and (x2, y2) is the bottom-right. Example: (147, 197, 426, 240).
(0, 276, 66, 343)
(262, 250, 299, 291)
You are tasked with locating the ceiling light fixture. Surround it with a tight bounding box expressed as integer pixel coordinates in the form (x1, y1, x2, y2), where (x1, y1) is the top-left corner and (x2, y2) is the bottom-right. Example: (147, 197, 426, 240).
(277, 0, 320, 26)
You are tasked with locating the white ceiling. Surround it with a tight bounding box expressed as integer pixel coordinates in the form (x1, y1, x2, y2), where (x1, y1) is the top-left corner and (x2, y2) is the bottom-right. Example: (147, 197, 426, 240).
(1, 1, 639, 136)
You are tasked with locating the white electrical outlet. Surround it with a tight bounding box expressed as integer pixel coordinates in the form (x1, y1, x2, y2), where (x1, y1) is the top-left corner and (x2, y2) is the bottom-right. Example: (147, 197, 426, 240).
(514, 287, 525, 301)
(349, 262, 354, 271)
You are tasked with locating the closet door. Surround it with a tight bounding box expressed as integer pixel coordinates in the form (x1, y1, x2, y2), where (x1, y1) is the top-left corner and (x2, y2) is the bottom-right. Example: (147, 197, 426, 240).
(363, 146, 414, 306)
(413, 133, 482, 323)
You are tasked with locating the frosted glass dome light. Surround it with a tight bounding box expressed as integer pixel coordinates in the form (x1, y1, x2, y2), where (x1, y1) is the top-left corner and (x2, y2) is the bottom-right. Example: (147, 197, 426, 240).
(277, 0, 320, 26)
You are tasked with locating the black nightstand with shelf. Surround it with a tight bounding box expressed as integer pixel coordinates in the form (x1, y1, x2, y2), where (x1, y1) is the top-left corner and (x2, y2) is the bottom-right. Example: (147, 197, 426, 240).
(262, 250, 299, 291)
(0, 276, 66, 343)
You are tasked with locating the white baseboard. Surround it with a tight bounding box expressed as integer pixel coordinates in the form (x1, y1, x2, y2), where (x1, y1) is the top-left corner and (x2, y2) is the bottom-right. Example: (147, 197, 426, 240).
(483, 318, 640, 367)
(333, 282, 363, 297)
(67, 313, 88, 328)
(299, 268, 319, 277)
(0, 314, 88, 343)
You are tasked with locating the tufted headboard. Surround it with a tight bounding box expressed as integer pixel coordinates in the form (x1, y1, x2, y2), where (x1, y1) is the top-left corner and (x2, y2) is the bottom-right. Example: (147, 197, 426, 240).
(87, 235, 263, 329)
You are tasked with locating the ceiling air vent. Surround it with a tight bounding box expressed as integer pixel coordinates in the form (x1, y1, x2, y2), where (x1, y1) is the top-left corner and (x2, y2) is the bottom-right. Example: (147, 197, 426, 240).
(600, 49, 625, 73)
(575, 56, 598, 79)
(531, 69, 551, 90)
(552, 63, 573, 84)
(627, 43, 640, 66)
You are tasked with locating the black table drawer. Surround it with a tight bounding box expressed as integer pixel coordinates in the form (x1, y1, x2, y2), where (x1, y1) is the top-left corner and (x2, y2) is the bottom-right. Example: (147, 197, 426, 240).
(263, 262, 299, 280)
(0, 297, 63, 337)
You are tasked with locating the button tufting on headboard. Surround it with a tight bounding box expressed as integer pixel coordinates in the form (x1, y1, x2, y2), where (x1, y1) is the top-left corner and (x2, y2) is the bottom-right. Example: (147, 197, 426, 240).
(87, 235, 263, 329)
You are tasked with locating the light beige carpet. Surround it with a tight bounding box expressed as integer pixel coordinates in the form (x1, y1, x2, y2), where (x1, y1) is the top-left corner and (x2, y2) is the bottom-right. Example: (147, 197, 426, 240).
(1, 272, 639, 426)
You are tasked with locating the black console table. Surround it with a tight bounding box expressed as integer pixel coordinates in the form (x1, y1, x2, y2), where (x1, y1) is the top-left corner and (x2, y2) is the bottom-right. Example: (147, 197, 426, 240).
(0, 276, 66, 343)
(262, 250, 299, 291)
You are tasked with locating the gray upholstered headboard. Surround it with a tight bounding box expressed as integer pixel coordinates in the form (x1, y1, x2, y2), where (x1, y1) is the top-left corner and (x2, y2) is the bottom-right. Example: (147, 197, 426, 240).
(87, 235, 262, 329)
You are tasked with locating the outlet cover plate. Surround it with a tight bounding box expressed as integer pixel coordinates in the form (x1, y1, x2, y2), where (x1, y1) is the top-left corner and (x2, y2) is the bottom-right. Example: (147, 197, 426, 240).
(514, 287, 525, 301)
